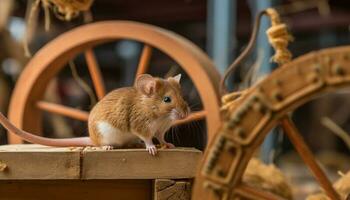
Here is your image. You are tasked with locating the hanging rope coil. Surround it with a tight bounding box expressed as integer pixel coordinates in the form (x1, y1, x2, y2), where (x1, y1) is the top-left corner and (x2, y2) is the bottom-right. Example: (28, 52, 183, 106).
(265, 8, 293, 66)
(51, 0, 94, 21)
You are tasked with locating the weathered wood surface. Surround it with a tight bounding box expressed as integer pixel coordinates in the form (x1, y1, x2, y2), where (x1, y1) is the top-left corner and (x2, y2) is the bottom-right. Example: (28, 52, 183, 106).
(83, 148, 202, 179)
(154, 179, 191, 200)
(0, 144, 202, 180)
(0, 145, 81, 180)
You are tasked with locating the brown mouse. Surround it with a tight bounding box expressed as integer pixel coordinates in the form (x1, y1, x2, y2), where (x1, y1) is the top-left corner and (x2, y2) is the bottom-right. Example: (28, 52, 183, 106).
(0, 74, 190, 155)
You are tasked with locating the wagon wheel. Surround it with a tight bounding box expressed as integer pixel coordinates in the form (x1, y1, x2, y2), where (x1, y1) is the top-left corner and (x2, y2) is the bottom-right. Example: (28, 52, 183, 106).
(7, 21, 221, 146)
(192, 46, 350, 200)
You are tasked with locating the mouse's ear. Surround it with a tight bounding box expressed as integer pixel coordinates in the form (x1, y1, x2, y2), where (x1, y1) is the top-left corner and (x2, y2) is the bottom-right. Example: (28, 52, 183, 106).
(168, 74, 181, 84)
(135, 74, 159, 95)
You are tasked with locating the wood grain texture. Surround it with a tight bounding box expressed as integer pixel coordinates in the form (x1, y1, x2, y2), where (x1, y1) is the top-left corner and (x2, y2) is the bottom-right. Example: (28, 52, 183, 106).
(154, 179, 191, 200)
(82, 148, 202, 179)
(0, 144, 202, 180)
(0, 145, 80, 180)
(0, 180, 151, 200)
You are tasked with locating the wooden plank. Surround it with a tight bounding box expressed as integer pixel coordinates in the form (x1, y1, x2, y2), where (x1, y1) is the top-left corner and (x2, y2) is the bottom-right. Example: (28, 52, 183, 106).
(0, 145, 80, 180)
(0, 145, 202, 180)
(154, 179, 191, 200)
(82, 148, 202, 179)
(0, 180, 151, 200)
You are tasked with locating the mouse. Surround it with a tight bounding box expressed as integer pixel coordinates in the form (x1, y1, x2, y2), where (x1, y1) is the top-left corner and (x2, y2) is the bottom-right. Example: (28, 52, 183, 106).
(0, 74, 190, 155)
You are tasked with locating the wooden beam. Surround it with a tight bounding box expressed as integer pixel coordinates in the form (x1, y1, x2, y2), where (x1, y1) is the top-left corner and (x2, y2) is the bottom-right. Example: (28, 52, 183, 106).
(0, 144, 202, 180)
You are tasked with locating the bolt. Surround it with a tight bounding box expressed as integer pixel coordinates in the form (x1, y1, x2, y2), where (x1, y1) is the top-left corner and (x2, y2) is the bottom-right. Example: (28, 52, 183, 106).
(334, 65, 345, 76)
(228, 146, 236, 156)
(254, 103, 267, 114)
(217, 169, 226, 177)
(235, 127, 245, 138)
(273, 91, 283, 101)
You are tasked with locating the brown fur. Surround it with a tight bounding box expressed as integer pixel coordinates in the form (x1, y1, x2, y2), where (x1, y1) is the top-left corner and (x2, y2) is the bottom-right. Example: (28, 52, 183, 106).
(89, 74, 189, 146)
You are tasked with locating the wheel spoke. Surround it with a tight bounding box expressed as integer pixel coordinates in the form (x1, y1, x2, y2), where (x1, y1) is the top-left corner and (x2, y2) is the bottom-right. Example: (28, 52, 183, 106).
(235, 183, 285, 200)
(173, 110, 206, 126)
(85, 49, 106, 100)
(281, 117, 340, 200)
(37, 101, 89, 121)
(135, 44, 152, 79)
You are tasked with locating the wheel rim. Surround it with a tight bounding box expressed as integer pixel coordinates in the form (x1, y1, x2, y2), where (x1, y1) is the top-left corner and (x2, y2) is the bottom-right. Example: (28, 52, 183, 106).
(192, 46, 350, 200)
(7, 21, 221, 146)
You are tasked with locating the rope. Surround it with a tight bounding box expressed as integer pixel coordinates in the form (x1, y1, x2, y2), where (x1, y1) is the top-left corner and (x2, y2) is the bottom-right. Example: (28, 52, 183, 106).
(321, 117, 350, 150)
(265, 8, 293, 66)
(220, 8, 294, 116)
(23, 0, 94, 57)
(219, 10, 266, 96)
(23, 0, 40, 57)
(51, 0, 94, 21)
(42, 0, 51, 31)
(220, 8, 293, 106)
(69, 61, 97, 108)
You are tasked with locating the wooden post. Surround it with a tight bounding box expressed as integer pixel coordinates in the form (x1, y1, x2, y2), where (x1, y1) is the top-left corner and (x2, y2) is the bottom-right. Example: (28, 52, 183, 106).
(153, 179, 191, 200)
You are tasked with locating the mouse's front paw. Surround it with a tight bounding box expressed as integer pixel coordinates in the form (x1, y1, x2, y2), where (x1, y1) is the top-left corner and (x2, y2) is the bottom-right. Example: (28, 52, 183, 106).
(102, 145, 114, 150)
(146, 144, 157, 156)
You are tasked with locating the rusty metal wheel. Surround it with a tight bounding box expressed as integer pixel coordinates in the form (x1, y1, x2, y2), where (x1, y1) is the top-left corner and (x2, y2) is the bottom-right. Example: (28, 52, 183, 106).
(7, 21, 221, 145)
(192, 46, 350, 200)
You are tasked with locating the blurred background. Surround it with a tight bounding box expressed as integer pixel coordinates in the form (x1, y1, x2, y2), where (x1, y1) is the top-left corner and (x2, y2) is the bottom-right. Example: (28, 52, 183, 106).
(0, 0, 349, 198)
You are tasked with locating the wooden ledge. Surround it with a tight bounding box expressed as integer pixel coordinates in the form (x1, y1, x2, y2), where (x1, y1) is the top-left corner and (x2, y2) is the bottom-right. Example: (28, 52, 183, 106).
(0, 144, 202, 180)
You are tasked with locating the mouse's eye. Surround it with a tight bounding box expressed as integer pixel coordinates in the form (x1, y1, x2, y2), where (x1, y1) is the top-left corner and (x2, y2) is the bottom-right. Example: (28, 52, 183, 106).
(163, 96, 172, 103)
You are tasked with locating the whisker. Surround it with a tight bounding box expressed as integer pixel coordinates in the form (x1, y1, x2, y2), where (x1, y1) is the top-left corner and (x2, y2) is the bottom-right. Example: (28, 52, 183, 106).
(185, 120, 198, 148)
(175, 126, 181, 145)
(194, 120, 203, 146)
(198, 120, 206, 147)
(188, 102, 202, 110)
(189, 104, 201, 109)
(171, 127, 175, 145)
(191, 121, 200, 147)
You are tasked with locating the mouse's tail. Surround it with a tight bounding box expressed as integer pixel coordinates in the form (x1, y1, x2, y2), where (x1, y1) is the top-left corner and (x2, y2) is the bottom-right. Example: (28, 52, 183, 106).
(0, 112, 94, 147)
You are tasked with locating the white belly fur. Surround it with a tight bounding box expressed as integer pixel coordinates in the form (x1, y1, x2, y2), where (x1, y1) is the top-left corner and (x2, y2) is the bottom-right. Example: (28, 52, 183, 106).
(97, 121, 137, 146)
